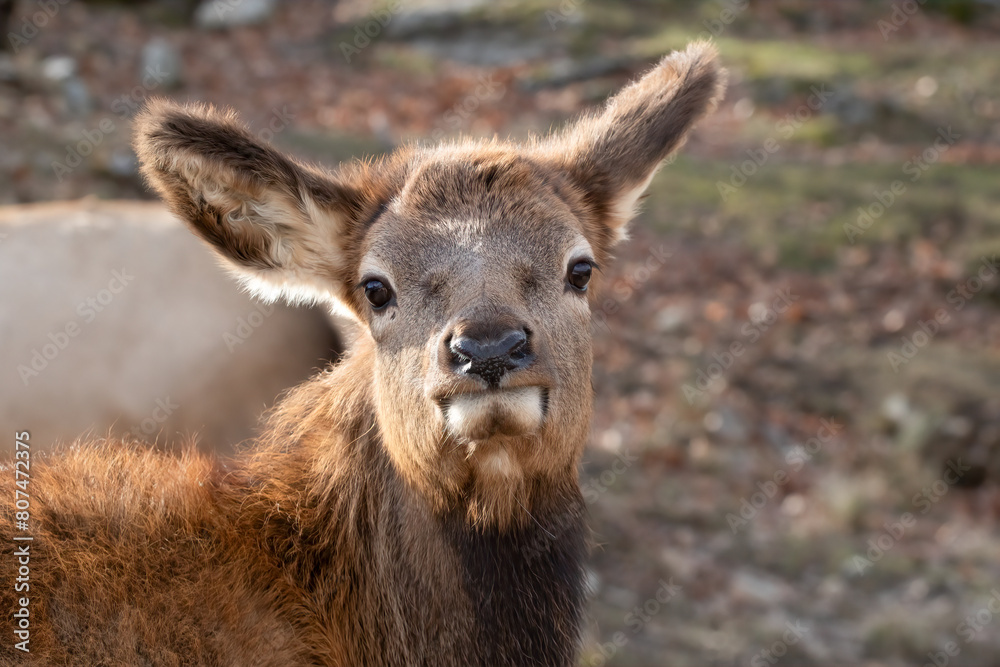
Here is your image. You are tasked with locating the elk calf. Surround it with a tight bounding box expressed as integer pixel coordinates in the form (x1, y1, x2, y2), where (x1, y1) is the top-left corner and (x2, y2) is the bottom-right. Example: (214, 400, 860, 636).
(0, 43, 724, 666)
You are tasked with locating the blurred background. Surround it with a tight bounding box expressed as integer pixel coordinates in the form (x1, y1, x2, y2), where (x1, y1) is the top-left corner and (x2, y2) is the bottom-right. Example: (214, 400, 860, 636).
(1, 0, 999, 664)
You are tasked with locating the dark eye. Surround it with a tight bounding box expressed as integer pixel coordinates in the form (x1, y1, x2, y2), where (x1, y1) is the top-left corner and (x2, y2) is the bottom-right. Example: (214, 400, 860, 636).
(567, 261, 593, 291)
(364, 279, 393, 309)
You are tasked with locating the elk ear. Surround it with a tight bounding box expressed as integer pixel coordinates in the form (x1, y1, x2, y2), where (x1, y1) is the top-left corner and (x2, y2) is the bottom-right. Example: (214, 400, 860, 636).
(542, 41, 726, 249)
(134, 99, 372, 314)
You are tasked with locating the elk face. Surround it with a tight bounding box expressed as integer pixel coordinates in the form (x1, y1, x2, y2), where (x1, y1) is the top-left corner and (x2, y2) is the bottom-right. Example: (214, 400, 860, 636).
(358, 150, 598, 495)
(135, 42, 725, 525)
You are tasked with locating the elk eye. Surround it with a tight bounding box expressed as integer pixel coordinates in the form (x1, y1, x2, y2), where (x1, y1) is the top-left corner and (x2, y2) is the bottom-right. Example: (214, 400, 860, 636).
(364, 279, 393, 309)
(567, 261, 593, 291)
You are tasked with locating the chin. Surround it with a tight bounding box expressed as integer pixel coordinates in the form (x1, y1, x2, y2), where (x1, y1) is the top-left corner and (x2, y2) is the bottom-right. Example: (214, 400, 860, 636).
(443, 386, 546, 443)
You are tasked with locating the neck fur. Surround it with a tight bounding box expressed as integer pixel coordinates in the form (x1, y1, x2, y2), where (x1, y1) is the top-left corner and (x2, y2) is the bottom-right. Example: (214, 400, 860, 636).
(231, 341, 588, 664)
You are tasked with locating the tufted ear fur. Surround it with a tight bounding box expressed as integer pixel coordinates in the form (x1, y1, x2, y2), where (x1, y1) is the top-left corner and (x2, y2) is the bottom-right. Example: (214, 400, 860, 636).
(538, 41, 726, 250)
(134, 45, 725, 316)
(133, 99, 382, 317)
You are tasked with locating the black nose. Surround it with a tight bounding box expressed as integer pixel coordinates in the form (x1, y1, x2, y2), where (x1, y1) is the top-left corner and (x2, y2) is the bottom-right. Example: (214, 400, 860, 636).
(448, 328, 532, 386)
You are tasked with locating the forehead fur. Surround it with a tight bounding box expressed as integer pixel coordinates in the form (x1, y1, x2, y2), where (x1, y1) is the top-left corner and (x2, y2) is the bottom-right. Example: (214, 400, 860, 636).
(358, 144, 597, 273)
(397, 146, 584, 227)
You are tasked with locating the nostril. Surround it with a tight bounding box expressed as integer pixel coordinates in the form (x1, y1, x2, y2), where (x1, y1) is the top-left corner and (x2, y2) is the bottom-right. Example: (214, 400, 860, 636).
(507, 330, 529, 361)
(447, 327, 532, 383)
(448, 335, 475, 365)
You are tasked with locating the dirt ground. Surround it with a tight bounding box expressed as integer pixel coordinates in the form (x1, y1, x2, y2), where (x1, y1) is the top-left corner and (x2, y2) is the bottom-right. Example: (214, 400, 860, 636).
(1, 1, 999, 664)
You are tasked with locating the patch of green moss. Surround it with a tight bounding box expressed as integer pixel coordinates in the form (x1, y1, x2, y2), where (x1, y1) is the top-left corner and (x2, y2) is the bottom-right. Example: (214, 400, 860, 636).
(639, 159, 1000, 273)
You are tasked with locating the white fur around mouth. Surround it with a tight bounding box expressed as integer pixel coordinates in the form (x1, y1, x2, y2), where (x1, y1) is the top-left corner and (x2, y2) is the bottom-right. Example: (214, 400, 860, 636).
(444, 386, 544, 440)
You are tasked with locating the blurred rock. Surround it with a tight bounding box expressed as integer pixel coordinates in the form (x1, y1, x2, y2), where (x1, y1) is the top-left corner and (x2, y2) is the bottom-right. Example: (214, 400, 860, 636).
(0, 53, 16, 83)
(107, 149, 138, 178)
(828, 89, 875, 127)
(655, 304, 690, 333)
(385, 0, 490, 38)
(41, 56, 92, 117)
(898, 409, 933, 452)
(730, 570, 795, 606)
(881, 392, 910, 424)
(709, 406, 748, 442)
(141, 38, 182, 88)
(61, 77, 93, 116)
(403, 28, 548, 67)
(40, 55, 76, 82)
(194, 0, 276, 29)
(382, 0, 556, 66)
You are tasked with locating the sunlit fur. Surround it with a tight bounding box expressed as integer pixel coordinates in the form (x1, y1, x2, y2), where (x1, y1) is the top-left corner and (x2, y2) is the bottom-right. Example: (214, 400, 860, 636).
(0, 43, 725, 666)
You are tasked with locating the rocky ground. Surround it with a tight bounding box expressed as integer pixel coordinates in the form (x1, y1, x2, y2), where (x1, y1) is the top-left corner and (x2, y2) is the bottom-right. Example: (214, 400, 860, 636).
(2, 0, 999, 664)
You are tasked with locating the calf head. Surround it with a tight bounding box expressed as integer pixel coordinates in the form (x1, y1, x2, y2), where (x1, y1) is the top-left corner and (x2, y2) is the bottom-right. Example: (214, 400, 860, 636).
(135, 42, 725, 527)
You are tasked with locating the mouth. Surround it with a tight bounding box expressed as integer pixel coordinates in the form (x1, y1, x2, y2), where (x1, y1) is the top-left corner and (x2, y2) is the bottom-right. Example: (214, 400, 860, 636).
(440, 386, 548, 441)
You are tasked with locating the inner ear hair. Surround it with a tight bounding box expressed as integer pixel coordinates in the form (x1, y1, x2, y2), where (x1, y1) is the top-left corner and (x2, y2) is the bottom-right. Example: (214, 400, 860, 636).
(133, 99, 380, 312)
(135, 99, 333, 266)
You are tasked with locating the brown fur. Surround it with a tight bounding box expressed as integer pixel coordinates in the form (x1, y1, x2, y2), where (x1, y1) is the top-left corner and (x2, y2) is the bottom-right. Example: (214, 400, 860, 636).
(0, 43, 725, 665)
